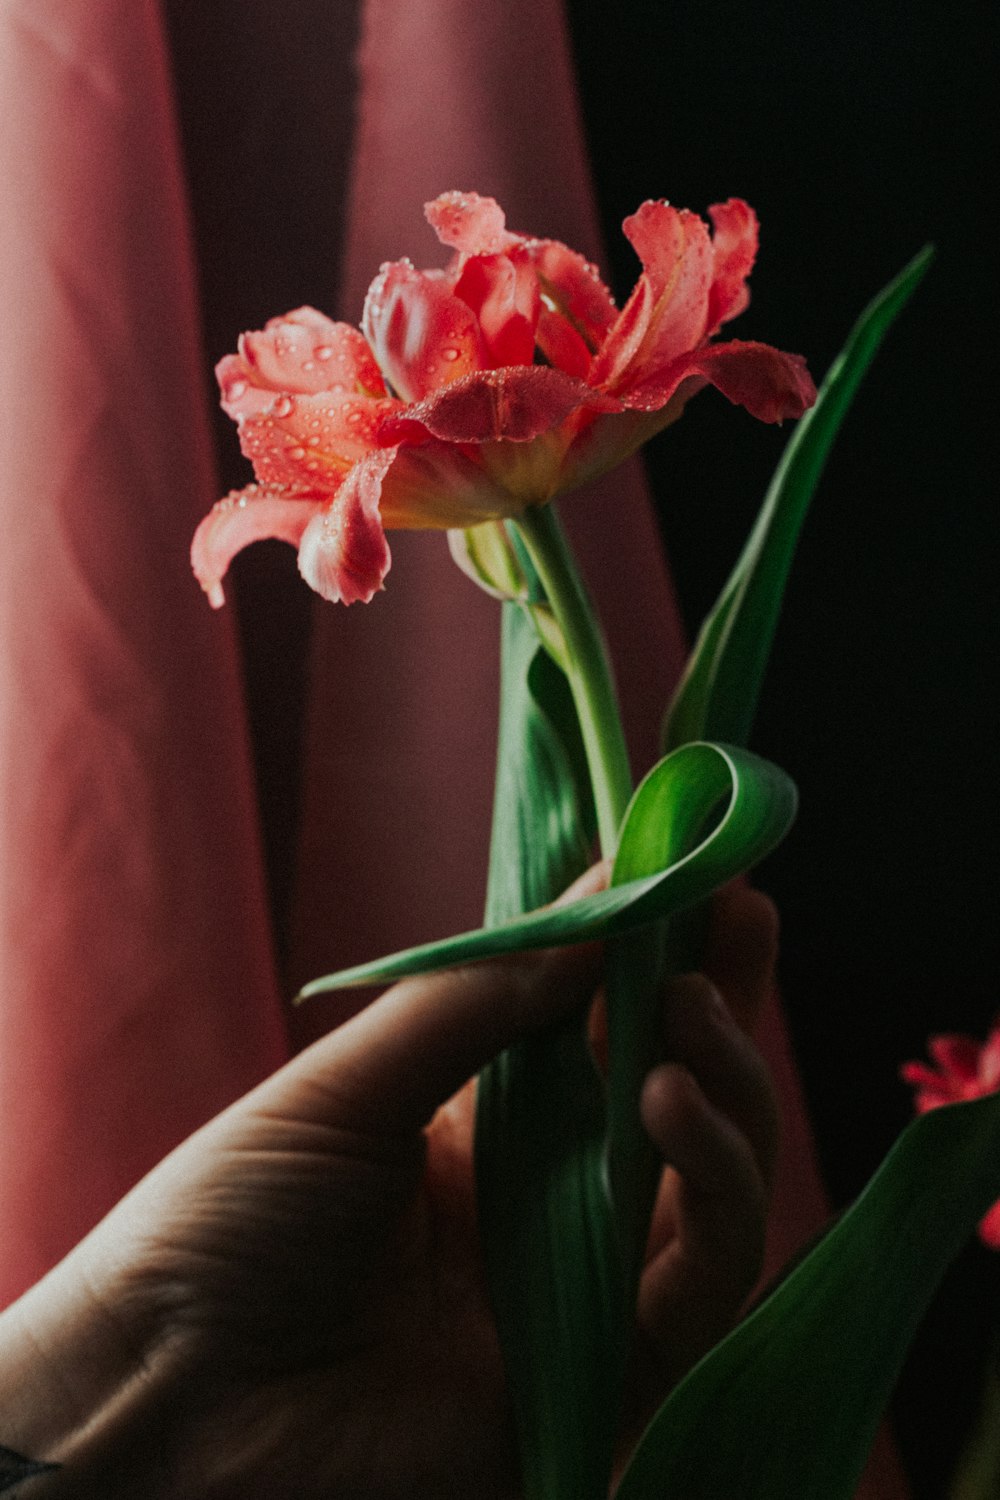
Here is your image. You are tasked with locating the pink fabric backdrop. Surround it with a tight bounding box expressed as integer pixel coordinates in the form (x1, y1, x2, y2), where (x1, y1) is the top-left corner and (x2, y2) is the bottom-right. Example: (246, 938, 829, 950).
(0, 0, 907, 1491)
(0, 0, 287, 1306)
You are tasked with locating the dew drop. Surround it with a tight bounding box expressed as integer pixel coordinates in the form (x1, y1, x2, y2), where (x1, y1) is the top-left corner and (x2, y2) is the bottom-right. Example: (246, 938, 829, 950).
(272, 395, 294, 418)
(302, 360, 316, 372)
(306, 460, 321, 472)
(226, 378, 248, 400)
(288, 445, 306, 460)
(307, 435, 320, 447)
(441, 346, 461, 362)
(315, 345, 333, 361)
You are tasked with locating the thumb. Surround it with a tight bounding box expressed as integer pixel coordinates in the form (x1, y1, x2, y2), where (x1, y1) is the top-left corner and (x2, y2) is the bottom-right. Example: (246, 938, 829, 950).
(255, 863, 608, 1136)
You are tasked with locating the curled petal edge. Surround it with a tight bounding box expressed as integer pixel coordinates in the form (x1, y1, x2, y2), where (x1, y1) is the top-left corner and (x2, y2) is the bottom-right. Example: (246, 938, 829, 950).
(623, 339, 817, 424)
(379, 365, 621, 446)
(191, 486, 323, 607)
(297, 449, 395, 605)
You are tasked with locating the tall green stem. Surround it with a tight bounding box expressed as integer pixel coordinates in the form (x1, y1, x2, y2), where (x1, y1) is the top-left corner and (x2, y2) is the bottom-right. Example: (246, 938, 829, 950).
(512, 504, 633, 855)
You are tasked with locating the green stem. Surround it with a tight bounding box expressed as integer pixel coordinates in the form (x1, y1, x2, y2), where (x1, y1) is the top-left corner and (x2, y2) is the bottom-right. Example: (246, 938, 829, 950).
(512, 504, 633, 856)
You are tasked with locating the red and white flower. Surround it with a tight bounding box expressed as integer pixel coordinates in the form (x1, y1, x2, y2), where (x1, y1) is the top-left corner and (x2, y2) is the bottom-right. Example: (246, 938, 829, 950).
(902, 1023, 1000, 1248)
(193, 192, 816, 607)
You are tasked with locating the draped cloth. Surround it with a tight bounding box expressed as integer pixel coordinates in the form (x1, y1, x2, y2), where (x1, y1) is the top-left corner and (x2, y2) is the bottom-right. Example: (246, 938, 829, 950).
(0, 0, 906, 1492)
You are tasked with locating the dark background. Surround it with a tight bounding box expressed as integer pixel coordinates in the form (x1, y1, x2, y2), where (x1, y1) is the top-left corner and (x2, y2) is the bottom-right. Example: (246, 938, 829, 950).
(566, 1, 997, 1491)
(169, 1, 997, 1491)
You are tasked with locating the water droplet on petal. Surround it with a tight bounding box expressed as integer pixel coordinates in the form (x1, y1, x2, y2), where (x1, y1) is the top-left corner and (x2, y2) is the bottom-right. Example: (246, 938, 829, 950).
(227, 378, 248, 400)
(302, 360, 316, 372)
(288, 445, 306, 460)
(272, 394, 294, 418)
(441, 346, 461, 362)
(315, 345, 333, 361)
(307, 435, 320, 447)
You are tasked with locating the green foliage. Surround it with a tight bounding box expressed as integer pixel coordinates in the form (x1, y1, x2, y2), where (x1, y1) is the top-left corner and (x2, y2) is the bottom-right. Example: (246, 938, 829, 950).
(616, 1092, 1000, 1500)
(476, 602, 615, 1500)
(663, 246, 934, 752)
(298, 743, 797, 998)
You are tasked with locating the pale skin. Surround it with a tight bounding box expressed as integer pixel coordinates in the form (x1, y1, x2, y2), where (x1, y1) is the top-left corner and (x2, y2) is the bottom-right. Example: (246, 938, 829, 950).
(0, 873, 778, 1498)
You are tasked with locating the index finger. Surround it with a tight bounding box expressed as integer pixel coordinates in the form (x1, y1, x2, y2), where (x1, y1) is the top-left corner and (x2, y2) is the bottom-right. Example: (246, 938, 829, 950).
(259, 863, 608, 1135)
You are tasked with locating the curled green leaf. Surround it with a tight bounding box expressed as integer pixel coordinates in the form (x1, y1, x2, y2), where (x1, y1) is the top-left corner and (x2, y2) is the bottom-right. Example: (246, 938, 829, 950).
(298, 742, 797, 999)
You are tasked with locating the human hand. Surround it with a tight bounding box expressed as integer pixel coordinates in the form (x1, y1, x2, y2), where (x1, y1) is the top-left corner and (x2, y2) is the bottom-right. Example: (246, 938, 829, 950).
(0, 876, 777, 1499)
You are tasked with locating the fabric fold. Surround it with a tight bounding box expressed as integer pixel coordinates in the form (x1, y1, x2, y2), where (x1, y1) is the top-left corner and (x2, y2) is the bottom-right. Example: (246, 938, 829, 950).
(0, 0, 286, 1305)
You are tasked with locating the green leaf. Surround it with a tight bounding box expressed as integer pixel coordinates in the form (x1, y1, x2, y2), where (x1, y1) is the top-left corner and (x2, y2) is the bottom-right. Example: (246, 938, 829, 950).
(477, 525, 652, 1498)
(476, 601, 614, 1500)
(664, 246, 934, 752)
(616, 1090, 1000, 1500)
(483, 601, 594, 924)
(298, 743, 798, 997)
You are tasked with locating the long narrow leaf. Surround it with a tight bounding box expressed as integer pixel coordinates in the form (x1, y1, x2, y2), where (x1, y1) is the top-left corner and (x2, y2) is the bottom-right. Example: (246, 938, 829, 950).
(476, 601, 615, 1500)
(298, 743, 798, 997)
(664, 246, 933, 751)
(616, 1090, 1000, 1500)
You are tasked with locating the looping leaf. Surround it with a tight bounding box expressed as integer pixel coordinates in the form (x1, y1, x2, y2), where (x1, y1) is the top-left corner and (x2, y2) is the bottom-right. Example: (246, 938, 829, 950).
(298, 742, 798, 999)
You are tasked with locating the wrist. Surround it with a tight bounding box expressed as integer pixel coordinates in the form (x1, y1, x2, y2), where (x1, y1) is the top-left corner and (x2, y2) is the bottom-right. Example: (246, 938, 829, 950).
(0, 1237, 199, 1497)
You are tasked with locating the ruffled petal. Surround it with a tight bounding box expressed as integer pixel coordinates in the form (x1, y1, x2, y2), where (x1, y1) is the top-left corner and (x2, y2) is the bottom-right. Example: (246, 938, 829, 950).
(453, 253, 539, 367)
(297, 450, 394, 604)
(614, 202, 714, 381)
(378, 365, 619, 446)
(191, 484, 323, 607)
(363, 259, 487, 403)
(238, 390, 402, 492)
(228, 309, 385, 407)
(588, 274, 656, 392)
(526, 238, 618, 356)
(707, 199, 759, 333)
(622, 339, 816, 424)
(929, 1034, 988, 1085)
(215, 354, 282, 421)
(425, 191, 518, 256)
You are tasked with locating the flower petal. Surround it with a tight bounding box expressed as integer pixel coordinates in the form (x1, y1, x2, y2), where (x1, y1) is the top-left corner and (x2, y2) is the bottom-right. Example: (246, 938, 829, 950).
(230, 309, 385, 405)
(622, 339, 816, 424)
(979, 1199, 1000, 1250)
(297, 450, 394, 604)
(191, 485, 323, 607)
(363, 259, 487, 403)
(929, 1034, 988, 1085)
(379, 365, 619, 446)
(707, 199, 759, 333)
(527, 238, 618, 349)
(238, 390, 402, 492)
(603, 202, 714, 386)
(588, 274, 656, 393)
(425, 191, 518, 256)
(379, 440, 525, 527)
(453, 253, 539, 367)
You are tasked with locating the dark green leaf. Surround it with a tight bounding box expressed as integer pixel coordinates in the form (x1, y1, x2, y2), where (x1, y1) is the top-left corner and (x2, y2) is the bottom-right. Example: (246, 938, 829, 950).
(476, 601, 616, 1500)
(298, 743, 798, 997)
(616, 1090, 1000, 1500)
(664, 247, 933, 752)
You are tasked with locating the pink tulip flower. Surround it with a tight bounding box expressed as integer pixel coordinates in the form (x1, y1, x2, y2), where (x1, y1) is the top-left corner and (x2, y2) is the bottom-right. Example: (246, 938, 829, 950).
(901, 1025, 1000, 1248)
(192, 192, 816, 606)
